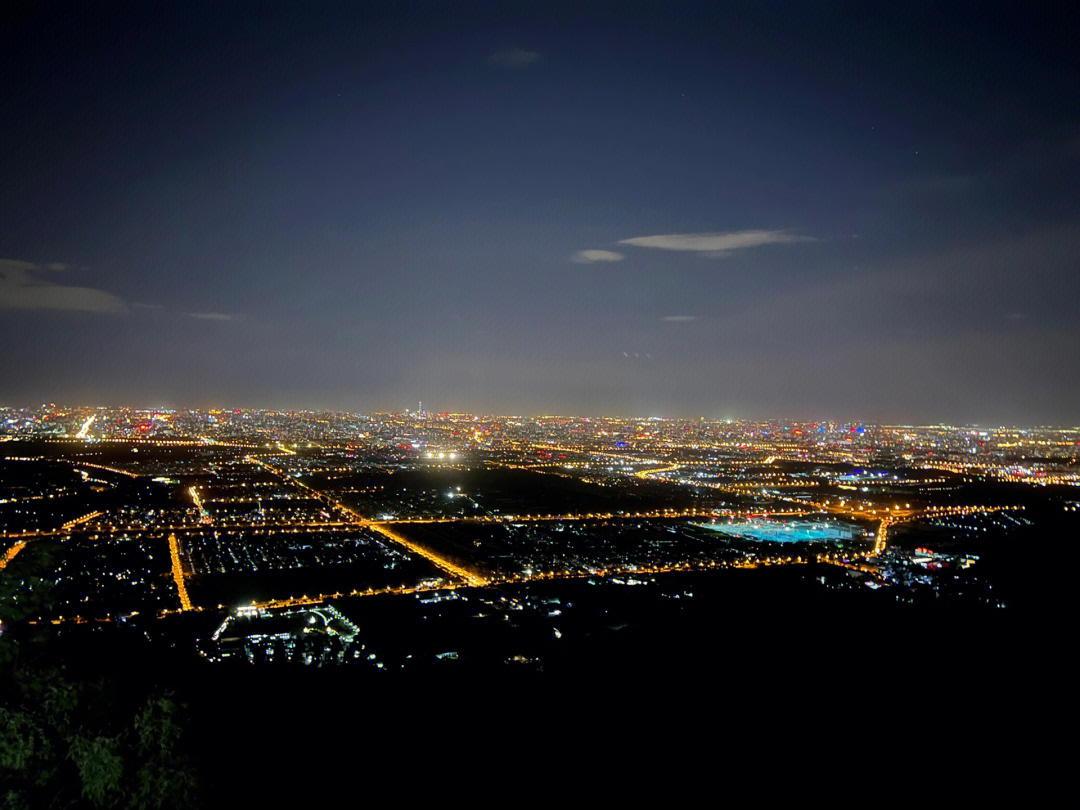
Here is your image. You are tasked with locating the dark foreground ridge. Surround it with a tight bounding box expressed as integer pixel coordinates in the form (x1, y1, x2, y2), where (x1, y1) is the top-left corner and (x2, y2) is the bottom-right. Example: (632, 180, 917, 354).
(32, 568, 1054, 808)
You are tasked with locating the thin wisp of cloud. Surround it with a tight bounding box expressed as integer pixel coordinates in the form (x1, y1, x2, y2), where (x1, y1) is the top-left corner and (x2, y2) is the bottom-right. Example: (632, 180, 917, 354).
(487, 48, 540, 68)
(0, 259, 127, 314)
(572, 250, 624, 263)
(619, 230, 815, 256)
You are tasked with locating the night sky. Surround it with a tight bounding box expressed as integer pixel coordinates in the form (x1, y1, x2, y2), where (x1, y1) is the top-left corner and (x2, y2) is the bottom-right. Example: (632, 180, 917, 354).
(3, 2, 1079, 424)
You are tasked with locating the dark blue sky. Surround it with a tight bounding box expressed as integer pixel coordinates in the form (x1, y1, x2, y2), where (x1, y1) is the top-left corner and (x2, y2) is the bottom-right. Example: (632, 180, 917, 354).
(3, 2, 1079, 423)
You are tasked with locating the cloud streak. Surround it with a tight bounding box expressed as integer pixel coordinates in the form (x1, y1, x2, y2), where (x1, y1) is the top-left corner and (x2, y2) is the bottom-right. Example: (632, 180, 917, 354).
(571, 249, 624, 264)
(487, 48, 540, 69)
(662, 315, 697, 322)
(619, 230, 815, 256)
(188, 312, 237, 321)
(0, 259, 127, 314)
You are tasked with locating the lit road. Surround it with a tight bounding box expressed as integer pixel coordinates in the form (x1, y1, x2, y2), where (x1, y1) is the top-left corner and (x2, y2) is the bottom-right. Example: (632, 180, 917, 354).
(168, 533, 193, 611)
(188, 486, 212, 525)
(379, 508, 807, 524)
(0, 521, 373, 540)
(0, 540, 27, 573)
(634, 463, 681, 480)
(61, 511, 104, 530)
(367, 521, 487, 586)
(0, 503, 1023, 544)
(71, 461, 138, 479)
(234, 557, 763, 614)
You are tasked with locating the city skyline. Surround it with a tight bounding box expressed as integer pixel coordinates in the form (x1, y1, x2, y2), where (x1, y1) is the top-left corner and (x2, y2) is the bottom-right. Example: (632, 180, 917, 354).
(3, 401, 1079, 431)
(4, 3, 1079, 424)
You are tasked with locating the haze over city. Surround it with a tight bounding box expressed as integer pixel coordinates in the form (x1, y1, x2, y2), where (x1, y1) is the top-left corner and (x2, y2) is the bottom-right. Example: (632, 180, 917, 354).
(3, 3, 1079, 424)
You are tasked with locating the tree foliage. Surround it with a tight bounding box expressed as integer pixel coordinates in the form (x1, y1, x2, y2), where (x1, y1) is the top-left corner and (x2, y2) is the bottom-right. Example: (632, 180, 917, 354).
(1, 545, 199, 808)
